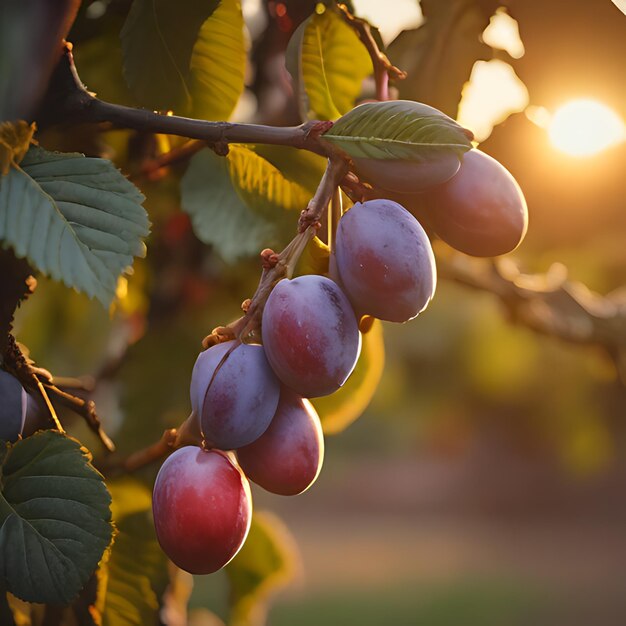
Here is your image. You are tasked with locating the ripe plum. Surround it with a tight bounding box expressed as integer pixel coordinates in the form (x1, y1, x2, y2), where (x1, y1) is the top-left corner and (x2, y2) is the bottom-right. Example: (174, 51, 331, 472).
(152, 446, 252, 574)
(333, 199, 436, 322)
(237, 389, 324, 495)
(262, 275, 360, 398)
(190, 341, 280, 449)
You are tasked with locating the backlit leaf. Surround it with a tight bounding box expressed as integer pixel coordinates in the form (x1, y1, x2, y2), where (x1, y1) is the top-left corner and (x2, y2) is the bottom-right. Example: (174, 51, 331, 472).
(190, 0, 246, 121)
(225, 511, 296, 626)
(181, 146, 311, 262)
(286, 6, 372, 121)
(322, 100, 472, 161)
(181, 148, 277, 262)
(120, 0, 220, 111)
(313, 318, 385, 434)
(387, 0, 494, 118)
(100, 478, 169, 626)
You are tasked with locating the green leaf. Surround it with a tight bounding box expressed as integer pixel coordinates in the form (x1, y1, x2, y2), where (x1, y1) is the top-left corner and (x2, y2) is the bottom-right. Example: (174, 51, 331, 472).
(0, 146, 149, 305)
(190, 0, 246, 122)
(286, 6, 372, 121)
(120, 0, 220, 111)
(225, 511, 296, 626)
(387, 0, 494, 118)
(322, 100, 472, 160)
(0, 431, 113, 605)
(181, 146, 311, 262)
(100, 479, 169, 626)
(181, 148, 276, 262)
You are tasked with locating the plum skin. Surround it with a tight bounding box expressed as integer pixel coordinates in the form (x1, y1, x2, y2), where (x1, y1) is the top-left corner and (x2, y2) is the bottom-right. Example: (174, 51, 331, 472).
(152, 446, 252, 575)
(351, 154, 460, 194)
(237, 389, 324, 496)
(261, 275, 361, 398)
(333, 199, 437, 322)
(190, 341, 280, 450)
(0, 370, 27, 442)
(410, 149, 528, 257)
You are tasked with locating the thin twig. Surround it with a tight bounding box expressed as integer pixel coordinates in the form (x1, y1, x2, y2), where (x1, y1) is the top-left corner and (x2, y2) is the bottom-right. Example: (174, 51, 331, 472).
(335, 3, 407, 101)
(141, 139, 205, 177)
(40, 381, 115, 452)
(35, 380, 64, 433)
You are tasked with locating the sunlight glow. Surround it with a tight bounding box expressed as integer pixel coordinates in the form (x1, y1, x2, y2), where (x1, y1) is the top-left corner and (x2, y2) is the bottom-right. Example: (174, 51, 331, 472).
(548, 99, 625, 157)
(456, 60, 529, 142)
(351, 0, 423, 45)
(482, 8, 525, 59)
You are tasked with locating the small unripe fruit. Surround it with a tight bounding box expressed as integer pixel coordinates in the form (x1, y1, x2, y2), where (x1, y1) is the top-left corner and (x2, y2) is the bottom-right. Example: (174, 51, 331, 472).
(152, 446, 252, 574)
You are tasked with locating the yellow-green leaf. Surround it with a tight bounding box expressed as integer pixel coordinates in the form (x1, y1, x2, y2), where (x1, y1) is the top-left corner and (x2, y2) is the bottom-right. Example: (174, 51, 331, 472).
(286, 6, 373, 121)
(0, 121, 35, 175)
(100, 478, 169, 626)
(226, 145, 311, 221)
(120, 0, 220, 111)
(190, 0, 246, 121)
(225, 511, 297, 626)
(313, 318, 385, 434)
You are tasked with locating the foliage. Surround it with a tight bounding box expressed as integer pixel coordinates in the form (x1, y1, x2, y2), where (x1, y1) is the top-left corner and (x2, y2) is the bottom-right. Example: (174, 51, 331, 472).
(0, 0, 622, 625)
(286, 5, 373, 121)
(0, 431, 113, 605)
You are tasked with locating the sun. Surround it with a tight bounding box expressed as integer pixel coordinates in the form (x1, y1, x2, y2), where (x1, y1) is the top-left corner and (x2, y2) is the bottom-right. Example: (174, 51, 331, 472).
(548, 99, 625, 157)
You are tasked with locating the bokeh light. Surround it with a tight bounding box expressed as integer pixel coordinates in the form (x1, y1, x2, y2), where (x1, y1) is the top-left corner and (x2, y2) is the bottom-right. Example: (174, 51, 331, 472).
(548, 99, 625, 156)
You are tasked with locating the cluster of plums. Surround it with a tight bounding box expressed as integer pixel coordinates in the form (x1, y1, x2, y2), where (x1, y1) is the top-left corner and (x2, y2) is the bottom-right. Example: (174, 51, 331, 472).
(0, 369, 27, 443)
(152, 146, 528, 576)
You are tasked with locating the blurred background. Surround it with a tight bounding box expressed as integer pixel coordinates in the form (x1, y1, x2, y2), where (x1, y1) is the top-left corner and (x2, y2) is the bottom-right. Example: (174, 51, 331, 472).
(14, 0, 626, 624)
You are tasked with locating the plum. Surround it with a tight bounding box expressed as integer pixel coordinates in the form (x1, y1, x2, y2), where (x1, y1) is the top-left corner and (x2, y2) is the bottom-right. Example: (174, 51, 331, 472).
(262, 275, 360, 398)
(237, 388, 324, 495)
(152, 446, 252, 574)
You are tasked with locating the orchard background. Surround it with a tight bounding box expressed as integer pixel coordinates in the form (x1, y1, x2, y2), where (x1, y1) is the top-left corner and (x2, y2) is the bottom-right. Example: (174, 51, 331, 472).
(1, 0, 626, 625)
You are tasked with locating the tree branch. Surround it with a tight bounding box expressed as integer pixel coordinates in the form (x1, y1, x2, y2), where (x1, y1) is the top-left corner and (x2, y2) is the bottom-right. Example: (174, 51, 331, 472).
(37, 44, 339, 158)
(438, 251, 626, 384)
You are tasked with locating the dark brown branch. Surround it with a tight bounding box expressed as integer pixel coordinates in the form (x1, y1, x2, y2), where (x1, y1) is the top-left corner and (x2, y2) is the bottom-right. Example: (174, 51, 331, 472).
(0, 248, 36, 356)
(37, 44, 339, 158)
